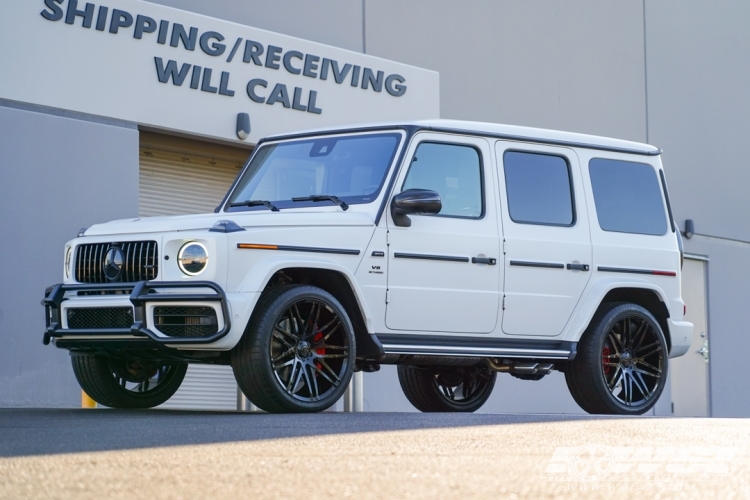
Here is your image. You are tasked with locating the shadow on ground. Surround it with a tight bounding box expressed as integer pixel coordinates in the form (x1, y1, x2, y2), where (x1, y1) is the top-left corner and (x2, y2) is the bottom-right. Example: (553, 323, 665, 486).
(0, 408, 622, 458)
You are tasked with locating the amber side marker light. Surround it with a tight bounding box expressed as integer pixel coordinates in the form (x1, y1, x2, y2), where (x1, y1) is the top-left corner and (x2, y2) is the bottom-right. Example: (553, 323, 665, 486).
(237, 243, 279, 250)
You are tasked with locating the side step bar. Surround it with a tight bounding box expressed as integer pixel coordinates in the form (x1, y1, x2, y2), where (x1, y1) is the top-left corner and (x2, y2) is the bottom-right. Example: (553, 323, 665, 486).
(376, 334, 577, 361)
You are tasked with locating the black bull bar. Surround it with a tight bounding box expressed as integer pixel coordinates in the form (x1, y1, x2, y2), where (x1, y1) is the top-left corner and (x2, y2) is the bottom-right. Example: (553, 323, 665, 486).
(42, 281, 231, 345)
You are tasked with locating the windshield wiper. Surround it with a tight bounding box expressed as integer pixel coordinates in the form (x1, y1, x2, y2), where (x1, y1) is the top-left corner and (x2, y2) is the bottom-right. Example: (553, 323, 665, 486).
(292, 195, 349, 211)
(229, 199, 280, 212)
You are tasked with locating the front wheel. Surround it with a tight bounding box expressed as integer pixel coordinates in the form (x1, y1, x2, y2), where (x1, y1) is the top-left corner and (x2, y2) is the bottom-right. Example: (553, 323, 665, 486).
(565, 303, 668, 415)
(71, 353, 187, 408)
(231, 285, 356, 413)
(398, 364, 496, 412)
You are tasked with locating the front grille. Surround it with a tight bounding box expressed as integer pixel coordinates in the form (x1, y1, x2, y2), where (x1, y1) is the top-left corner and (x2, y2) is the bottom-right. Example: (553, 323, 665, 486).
(154, 306, 218, 338)
(75, 241, 158, 283)
(67, 307, 134, 329)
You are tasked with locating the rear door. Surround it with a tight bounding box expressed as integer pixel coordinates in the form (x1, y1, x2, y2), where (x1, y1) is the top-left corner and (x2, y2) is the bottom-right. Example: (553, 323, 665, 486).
(495, 141, 592, 337)
(385, 133, 501, 334)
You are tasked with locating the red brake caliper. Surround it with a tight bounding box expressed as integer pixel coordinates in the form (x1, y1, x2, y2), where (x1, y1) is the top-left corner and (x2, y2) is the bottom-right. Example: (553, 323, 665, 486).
(602, 346, 611, 374)
(314, 332, 324, 374)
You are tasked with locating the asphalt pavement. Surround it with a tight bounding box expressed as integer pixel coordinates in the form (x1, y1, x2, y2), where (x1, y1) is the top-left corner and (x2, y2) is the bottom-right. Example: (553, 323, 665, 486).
(1, 409, 749, 499)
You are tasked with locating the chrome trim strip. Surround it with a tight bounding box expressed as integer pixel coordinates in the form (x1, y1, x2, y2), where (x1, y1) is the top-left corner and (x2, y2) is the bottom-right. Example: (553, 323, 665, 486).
(381, 343, 572, 360)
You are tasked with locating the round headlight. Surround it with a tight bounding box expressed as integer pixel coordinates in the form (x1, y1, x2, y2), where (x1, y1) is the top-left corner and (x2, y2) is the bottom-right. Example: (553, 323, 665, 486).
(64, 247, 72, 279)
(178, 242, 209, 276)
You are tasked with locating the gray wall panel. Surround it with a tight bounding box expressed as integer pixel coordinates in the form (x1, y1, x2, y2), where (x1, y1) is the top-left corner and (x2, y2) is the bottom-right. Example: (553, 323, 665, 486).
(144, 0, 364, 52)
(646, 1, 750, 242)
(0, 105, 138, 407)
(366, 0, 647, 141)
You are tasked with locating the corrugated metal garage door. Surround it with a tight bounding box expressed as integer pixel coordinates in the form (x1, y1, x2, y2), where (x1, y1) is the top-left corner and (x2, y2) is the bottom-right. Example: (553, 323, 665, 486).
(138, 131, 252, 410)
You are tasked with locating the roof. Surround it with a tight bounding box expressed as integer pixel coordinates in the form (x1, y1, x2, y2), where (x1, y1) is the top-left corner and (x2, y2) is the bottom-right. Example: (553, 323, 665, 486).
(265, 119, 661, 156)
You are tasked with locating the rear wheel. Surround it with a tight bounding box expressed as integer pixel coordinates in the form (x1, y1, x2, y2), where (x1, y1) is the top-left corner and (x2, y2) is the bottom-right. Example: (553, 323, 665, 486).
(565, 303, 668, 415)
(71, 353, 187, 409)
(398, 364, 496, 412)
(231, 285, 356, 413)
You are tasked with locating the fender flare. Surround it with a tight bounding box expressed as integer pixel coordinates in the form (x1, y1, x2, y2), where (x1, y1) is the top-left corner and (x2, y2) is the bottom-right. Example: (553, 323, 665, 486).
(236, 254, 375, 333)
(564, 277, 671, 342)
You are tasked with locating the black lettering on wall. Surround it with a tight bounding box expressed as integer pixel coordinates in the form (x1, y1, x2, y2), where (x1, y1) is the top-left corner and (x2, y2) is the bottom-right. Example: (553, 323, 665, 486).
(330, 61, 351, 84)
(219, 72, 235, 96)
(95, 6, 108, 31)
(361, 68, 384, 92)
(303, 54, 319, 78)
(171, 24, 198, 51)
(201, 68, 218, 93)
(243, 40, 264, 65)
(385, 74, 407, 97)
(157, 20, 169, 44)
(40, 0, 64, 22)
(65, 0, 94, 28)
(134, 15, 157, 39)
(190, 66, 202, 89)
(246, 79, 267, 103)
(266, 83, 290, 108)
(291, 87, 307, 111)
(319, 58, 331, 81)
(200, 31, 226, 56)
(109, 9, 133, 34)
(265, 45, 282, 69)
(154, 57, 191, 86)
(283, 50, 303, 75)
(307, 90, 322, 114)
(350, 65, 361, 87)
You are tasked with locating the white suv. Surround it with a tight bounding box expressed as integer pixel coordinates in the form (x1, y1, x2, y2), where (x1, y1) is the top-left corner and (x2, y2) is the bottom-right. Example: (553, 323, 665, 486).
(43, 120, 693, 415)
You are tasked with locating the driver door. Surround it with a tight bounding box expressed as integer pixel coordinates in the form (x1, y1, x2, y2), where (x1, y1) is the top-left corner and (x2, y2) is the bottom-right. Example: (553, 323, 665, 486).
(385, 134, 502, 334)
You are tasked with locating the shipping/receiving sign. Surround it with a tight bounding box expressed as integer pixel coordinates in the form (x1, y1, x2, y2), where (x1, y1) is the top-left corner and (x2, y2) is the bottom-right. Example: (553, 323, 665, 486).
(1, 0, 440, 142)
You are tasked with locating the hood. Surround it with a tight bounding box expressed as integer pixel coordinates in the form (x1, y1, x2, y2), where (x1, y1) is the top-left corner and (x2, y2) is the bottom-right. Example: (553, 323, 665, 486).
(83, 210, 375, 237)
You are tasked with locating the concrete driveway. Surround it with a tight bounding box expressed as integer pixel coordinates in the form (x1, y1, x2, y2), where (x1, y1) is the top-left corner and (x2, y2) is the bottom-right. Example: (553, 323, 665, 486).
(1, 409, 748, 499)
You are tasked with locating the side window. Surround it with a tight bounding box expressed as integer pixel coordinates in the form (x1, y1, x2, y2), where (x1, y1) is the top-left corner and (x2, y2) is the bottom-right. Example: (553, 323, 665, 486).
(402, 142, 483, 218)
(503, 151, 575, 226)
(588, 158, 667, 236)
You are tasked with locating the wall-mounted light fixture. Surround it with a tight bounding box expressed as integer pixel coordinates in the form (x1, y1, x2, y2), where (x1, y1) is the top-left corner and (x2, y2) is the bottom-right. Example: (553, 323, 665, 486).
(684, 219, 695, 239)
(236, 113, 250, 140)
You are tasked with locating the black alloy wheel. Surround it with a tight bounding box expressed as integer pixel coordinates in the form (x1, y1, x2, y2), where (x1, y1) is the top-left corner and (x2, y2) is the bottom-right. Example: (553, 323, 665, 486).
(398, 364, 497, 412)
(70, 353, 187, 409)
(566, 302, 668, 415)
(231, 285, 356, 413)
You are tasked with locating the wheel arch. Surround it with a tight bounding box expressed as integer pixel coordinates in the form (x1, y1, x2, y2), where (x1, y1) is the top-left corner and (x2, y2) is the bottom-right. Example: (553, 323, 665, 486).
(568, 280, 672, 351)
(252, 265, 384, 359)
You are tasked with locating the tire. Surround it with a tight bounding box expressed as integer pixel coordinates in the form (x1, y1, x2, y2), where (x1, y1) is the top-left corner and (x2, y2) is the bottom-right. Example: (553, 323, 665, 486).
(231, 285, 356, 413)
(71, 353, 187, 409)
(565, 302, 669, 415)
(398, 364, 496, 412)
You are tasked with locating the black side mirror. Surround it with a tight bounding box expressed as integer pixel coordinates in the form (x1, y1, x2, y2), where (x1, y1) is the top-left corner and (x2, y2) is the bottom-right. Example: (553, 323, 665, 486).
(390, 189, 442, 227)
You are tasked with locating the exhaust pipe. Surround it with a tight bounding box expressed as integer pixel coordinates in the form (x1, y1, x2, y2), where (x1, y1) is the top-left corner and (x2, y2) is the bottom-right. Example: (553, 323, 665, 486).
(485, 359, 555, 375)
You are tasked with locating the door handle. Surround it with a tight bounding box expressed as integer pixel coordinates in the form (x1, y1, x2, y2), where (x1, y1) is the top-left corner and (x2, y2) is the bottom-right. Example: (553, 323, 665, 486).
(472, 257, 497, 265)
(566, 263, 590, 271)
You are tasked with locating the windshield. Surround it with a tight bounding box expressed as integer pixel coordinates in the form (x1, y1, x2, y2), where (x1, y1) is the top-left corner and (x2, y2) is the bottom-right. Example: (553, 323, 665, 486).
(225, 132, 402, 212)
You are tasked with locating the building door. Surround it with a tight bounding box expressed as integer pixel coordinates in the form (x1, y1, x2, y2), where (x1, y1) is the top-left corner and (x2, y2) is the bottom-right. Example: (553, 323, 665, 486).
(495, 142, 592, 337)
(139, 131, 252, 410)
(670, 256, 710, 417)
(385, 134, 502, 334)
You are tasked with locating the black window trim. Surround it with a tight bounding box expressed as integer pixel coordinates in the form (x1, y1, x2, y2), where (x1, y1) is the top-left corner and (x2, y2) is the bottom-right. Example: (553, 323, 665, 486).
(400, 139, 487, 221)
(659, 169, 676, 233)
(501, 149, 578, 228)
(588, 157, 669, 237)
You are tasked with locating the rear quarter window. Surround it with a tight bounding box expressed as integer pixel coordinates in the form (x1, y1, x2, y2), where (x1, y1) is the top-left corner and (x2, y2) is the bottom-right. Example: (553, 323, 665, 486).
(588, 158, 667, 236)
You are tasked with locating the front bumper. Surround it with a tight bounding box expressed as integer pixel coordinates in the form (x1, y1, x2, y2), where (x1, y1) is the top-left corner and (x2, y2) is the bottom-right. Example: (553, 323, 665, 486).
(43, 281, 231, 346)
